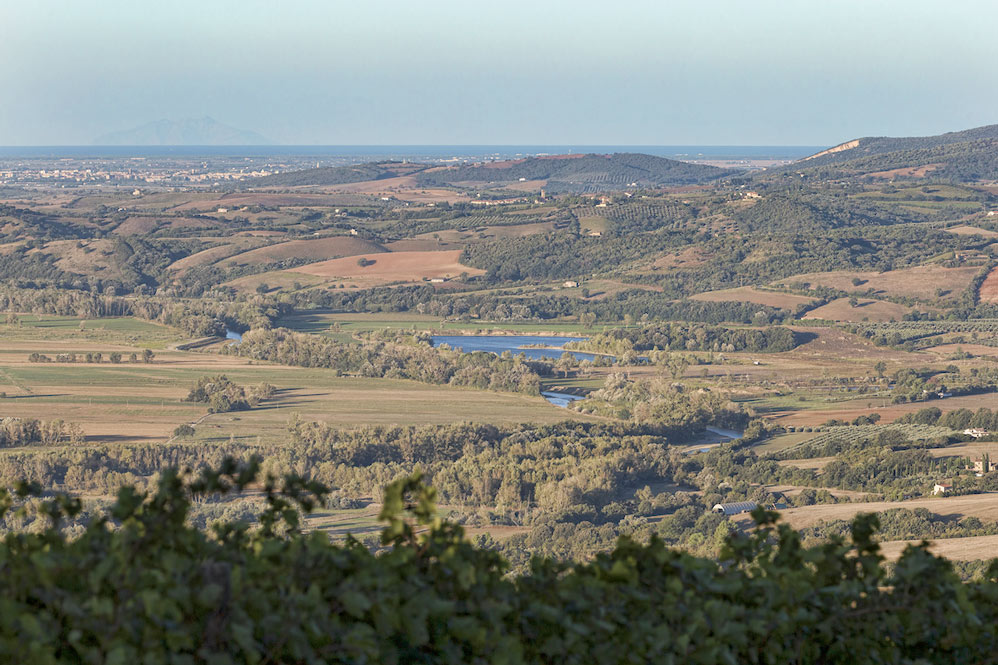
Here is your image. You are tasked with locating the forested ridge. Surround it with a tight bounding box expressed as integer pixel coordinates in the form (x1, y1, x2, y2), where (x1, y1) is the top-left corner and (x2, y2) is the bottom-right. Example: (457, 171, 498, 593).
(793, 139, 998, 182)
(789, 123, 998, 169)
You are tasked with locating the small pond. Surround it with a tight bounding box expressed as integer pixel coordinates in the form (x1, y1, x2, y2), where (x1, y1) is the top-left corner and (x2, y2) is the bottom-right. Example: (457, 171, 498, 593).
(540, 391, 586, 408)
(705, 426, 743, 440)
(431, 335, 600, 362)
(432, 335, 602, 407)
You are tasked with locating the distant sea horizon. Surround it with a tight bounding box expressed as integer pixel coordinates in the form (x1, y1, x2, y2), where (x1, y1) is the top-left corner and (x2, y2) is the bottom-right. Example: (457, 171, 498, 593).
(0, 145, 825, 161)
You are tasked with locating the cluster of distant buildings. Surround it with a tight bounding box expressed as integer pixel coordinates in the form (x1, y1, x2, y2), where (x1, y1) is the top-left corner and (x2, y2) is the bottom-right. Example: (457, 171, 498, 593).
(933, 428, 993, 494)
(0, 167, 275, 186)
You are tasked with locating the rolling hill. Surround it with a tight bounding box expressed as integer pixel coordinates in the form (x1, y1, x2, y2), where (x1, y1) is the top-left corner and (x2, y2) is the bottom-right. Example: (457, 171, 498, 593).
(416, 153, 729, 192)
(799, 124, 998, 167)
(247, 162, 427, 188)
(782, 124, 998, 182)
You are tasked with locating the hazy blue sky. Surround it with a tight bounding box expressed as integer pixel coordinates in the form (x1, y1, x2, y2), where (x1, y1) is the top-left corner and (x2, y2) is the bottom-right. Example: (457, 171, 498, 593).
(2, 0, 997, 145)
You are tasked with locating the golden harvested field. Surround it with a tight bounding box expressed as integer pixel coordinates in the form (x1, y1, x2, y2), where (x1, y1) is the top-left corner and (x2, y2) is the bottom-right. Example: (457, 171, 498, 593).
(320, 176, 470, 203)
(583, 279, 663, 299)
(115, 216, 162, 234)
(780, 265, 981, 301)
(927, 441, 998, 460)
(786, 326, 915, 365)
(691, 286, 816, 310)
(927, 343, 998, 358)
(167, 238, 268, 273)
(218, 236, 386, 266)
(878, 535, 998, 562)
(452, 221, 555, 239)
(736, 494, 998, 530)
(43, 239, 119, 278)
(325, 175, 417, 192)
(383, 239, 458, 252)
(0, 347, 591, 444)
(946, 224, 998, 238)
(777, 457, 835, 470)
(172, 193, 345, 211)
(289, 249, 484, 286)
(980, 266, 998, 304)
(650, 247, 708, 271)
(803, 297, 914, 322)
(503, 179, 547, 192)
(766, 485, 871, 501)
(223, 271, 326, 293)
(772, 393, 998, 428)
(393, 221, 555, 248)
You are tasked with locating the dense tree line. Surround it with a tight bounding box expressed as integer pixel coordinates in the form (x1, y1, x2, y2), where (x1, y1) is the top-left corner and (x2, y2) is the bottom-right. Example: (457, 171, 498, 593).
(896, 406, 998, 432)
(230, 327, 546, 394)
(571, 322, 799, 354)
(0, 417, 82, 448)
(27, 349, 153, 364)
(291, 285, 790, 325)
(0, 285, 289, 335)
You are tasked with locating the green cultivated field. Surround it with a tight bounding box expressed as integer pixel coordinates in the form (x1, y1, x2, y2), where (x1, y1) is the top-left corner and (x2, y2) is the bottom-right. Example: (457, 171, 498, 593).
(2, 316, 182, 348)
(0, 351, 592, 444)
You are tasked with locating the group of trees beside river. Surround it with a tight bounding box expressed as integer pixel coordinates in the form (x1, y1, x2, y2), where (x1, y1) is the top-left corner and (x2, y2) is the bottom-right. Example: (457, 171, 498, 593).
(0, 285, 287, 335)
(568, 322, 800, 354)
(570, 374, 748, 430)
(289, 282, 792, 325)
(230, 327, 547, 394)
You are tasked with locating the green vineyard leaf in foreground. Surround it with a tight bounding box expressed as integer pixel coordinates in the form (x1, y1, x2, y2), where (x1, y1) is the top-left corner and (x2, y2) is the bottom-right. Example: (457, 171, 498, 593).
(2, 460, 998, 663)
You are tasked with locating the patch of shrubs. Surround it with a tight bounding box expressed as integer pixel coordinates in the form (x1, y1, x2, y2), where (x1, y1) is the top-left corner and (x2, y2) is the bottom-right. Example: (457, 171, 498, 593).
(183, 375, 275, 413)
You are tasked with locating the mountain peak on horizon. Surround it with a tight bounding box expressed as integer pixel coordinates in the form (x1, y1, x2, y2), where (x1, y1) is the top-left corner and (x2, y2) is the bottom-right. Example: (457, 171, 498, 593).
(93, 116, 272, 146)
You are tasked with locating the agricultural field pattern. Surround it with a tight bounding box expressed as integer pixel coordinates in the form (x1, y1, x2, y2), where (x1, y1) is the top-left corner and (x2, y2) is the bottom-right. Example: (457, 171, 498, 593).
(3, 124, 998, 577)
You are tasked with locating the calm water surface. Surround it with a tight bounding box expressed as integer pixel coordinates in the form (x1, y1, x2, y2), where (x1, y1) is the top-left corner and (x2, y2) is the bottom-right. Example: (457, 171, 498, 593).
(431, 335, 598, 362)
(432, 335, 600, 407)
